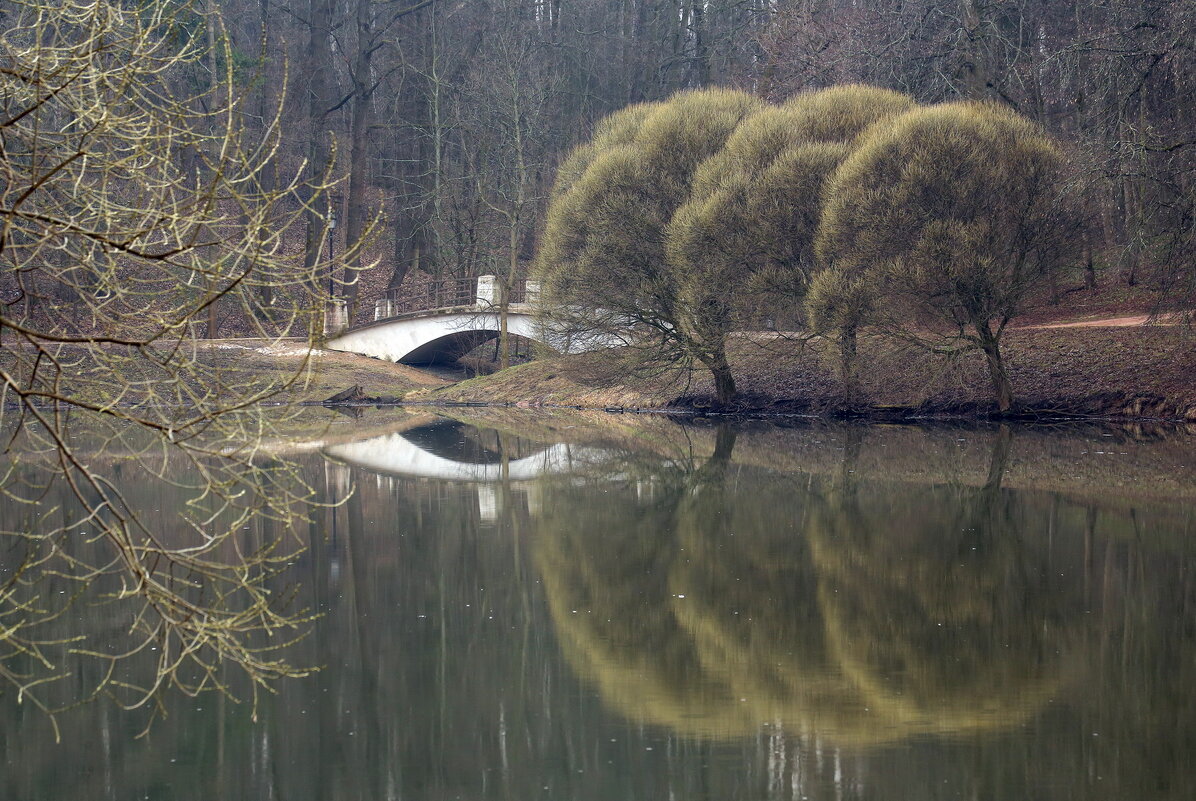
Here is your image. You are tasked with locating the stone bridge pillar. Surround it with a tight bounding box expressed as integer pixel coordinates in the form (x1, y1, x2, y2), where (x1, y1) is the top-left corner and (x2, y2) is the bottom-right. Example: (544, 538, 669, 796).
(476, 275, 539, 306)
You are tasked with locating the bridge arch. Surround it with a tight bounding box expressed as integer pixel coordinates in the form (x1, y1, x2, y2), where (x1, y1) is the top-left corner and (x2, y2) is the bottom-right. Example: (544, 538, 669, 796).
(325, 307, 550, 365)
(325, 275, 624, 365)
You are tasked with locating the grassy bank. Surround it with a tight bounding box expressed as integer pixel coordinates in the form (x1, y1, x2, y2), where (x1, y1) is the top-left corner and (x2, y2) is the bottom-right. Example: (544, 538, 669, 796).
(0, 339, 447, 409)
(419, 326, 1196, 421)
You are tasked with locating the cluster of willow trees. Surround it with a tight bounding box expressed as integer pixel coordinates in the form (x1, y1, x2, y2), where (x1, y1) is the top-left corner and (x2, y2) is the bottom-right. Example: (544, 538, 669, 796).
(536, 85, 1076, 410)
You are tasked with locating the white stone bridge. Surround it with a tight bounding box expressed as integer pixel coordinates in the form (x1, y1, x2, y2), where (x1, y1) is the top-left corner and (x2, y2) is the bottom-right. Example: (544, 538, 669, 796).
(325, 275, 561, 365)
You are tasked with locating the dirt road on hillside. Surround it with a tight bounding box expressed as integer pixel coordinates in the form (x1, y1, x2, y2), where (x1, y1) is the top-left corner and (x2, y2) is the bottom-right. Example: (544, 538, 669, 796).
(1022, 312, 1184, 329)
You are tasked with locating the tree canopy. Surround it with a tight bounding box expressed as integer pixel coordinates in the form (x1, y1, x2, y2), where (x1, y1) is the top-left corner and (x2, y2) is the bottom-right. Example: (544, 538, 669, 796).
(668, 85, 915, 397)
(539, 84, 1074, 409)
(537, 86, 917, 405)
(536, 88, 763, 402)
(817, 101, 1076, 410)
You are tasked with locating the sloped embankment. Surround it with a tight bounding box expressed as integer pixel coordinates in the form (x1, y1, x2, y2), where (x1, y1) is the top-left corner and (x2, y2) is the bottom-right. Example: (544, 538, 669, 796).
(421, 326, 1196, 421)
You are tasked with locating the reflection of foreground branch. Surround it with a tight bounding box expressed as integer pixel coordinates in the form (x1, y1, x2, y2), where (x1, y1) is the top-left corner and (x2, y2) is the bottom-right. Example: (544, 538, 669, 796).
(2, 418, 317, 740)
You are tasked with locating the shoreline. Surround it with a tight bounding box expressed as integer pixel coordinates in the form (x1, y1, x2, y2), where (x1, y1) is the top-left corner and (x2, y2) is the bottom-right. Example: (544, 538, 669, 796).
(327, 396, 1196, 427)
(6, 324, 1195, 427)
(400, 326, 1196, 426)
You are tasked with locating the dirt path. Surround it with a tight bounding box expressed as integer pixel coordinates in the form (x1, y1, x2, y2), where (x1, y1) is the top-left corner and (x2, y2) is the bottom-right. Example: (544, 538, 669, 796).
(1021, 312, 1182, 330)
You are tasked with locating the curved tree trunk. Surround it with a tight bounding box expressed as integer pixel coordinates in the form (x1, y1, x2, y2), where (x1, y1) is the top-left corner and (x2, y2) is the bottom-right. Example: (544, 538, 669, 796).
(978, 334, 1014, 413)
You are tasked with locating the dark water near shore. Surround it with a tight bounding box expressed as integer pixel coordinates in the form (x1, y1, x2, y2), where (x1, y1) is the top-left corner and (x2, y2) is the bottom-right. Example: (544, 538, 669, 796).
(4, 413, 1196, 800)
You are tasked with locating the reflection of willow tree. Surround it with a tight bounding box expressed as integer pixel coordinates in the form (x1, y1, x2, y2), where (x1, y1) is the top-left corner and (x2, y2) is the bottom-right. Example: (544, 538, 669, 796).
(533, 444, 750, 735)
(810, 427, 1080, 734)
(538, 424, 1084, 745)
(667, 428, 878, 742)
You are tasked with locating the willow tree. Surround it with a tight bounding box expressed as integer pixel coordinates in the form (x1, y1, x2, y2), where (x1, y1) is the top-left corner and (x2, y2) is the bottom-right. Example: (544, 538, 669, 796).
(667, 85, 915, 400)
(535, 88, 764, 403)
(817, 102, 1076, 411)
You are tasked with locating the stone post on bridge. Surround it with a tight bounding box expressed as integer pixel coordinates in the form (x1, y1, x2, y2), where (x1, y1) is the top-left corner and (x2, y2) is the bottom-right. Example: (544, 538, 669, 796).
(324, 299, 348, 336)
(475, 274, 498, 306)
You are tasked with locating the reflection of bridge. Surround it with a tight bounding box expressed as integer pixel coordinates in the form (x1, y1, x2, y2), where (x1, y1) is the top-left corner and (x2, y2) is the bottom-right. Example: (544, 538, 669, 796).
(323, 420, 618, 522)
(322, 421, 613, 483)
(325, 274, 606, 365)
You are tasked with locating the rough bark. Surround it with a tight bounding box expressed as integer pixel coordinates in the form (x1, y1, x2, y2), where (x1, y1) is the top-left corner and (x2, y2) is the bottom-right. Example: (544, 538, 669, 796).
(303, 0, 336, 316)
(342, 0, 376, 325)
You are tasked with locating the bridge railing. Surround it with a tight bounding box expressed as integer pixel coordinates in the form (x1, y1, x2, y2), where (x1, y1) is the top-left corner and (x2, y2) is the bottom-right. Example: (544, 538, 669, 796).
(373, 275, 538, 322)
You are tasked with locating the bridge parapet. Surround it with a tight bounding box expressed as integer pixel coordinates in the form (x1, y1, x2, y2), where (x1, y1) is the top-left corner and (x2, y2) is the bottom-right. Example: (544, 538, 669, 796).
(373, 275, 539, 322)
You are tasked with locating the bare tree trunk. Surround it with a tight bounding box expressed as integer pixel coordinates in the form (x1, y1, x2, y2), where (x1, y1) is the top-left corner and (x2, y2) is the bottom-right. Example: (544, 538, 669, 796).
(497, 218, 522, 370)
(977, 328, 1014, 412)
(498, 275, 510, 370)
(388, 227, 418, 295)
(256, 0, 277, 312)
(1084, 236, 1097, 290)
(690, 0, 709, 86)
(343, 0, 374, 325)
(837, 323, 858, 404)
(203, 0, 220, 338)
(304, 0, 336, 328)
(959, 0, 995, 100)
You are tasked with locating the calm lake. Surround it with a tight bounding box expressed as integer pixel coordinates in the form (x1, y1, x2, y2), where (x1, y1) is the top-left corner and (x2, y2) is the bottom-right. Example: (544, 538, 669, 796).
(4, 409, 1196, 800)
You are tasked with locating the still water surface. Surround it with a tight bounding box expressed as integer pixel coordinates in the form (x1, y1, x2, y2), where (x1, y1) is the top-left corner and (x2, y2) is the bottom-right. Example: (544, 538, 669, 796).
(4, 411, 1196, 800)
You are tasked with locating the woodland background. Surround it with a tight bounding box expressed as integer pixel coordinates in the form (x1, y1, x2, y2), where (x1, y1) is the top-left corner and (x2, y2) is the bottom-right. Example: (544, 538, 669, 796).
(180, 0, 1196, 329)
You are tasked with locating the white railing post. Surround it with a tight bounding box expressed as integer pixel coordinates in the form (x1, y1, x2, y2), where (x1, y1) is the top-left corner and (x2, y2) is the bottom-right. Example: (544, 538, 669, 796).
(524, 280, 540, 305)
(324, 299, 348, 335)
(476, 274, 498, 306)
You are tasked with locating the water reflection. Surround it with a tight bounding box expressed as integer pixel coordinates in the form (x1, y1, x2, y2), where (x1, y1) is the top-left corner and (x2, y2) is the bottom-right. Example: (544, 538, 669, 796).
(808, 428, 1081, 737)
(4, 413, 1196, 800)
(535, 425, 1086, 748)
(323, 419, 616, 483)
(0, 422, 314, 741)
